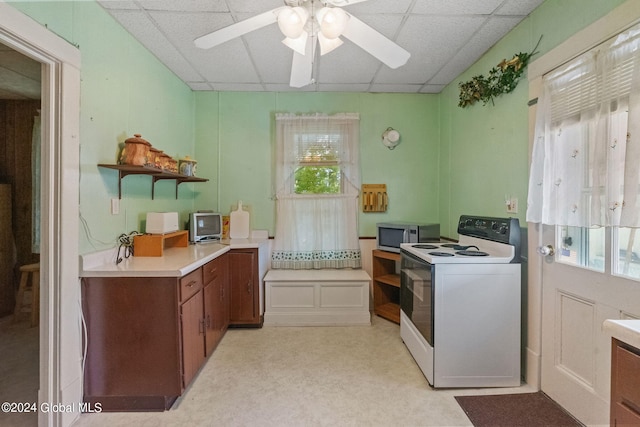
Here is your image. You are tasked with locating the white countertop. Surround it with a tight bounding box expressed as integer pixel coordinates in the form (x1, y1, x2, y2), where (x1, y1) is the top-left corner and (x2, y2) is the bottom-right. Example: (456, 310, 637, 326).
(603, 319, 640, 350)
(80, 237, 269, 278)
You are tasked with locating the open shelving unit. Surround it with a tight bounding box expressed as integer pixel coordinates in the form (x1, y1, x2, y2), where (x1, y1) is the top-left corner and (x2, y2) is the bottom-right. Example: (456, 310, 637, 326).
(98, 164, 208, 199)
(372, 249, 401, 324)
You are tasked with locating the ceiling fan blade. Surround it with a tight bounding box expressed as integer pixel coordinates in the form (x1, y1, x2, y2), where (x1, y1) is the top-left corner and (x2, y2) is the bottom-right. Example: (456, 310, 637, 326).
(194, 8, 284, 49)
(341, 15, 410, 69)
(290, 38, 315, 88)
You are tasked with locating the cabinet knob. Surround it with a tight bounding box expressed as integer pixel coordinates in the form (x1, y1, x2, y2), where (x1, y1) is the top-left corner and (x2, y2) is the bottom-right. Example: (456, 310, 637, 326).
(186, 280, 197, 288)
(246, 281, 251, 294)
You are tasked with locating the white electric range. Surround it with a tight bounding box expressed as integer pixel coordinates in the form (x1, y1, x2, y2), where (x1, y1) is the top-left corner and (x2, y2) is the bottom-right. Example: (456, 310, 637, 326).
(399, 215, 522, 388)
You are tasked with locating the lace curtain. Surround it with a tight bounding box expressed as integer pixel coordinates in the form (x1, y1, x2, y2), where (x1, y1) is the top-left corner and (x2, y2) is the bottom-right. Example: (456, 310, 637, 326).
(527, 23, 640, 227)
(272, 113, 361, 269)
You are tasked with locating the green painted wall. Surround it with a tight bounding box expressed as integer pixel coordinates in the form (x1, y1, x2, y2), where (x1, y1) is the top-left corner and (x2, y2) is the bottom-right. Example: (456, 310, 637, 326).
(438, 0, 627, 238)
(195, 92, 440, 237)
(9, 1, 197, 254)
(10, 0, 629, 252)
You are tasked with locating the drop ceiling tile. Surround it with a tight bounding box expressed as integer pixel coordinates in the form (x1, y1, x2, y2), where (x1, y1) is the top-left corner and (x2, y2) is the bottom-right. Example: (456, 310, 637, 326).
(317, 42, 381, 83)
(109, 10, 203, 81)
(411, 0, 504, 15)
(419, 84, 445, 93)
(368, 83, 422, 93)
(375, 14, 485, 84)
(343, 0, 414, 14)
(242, 23, 296, 84)
(229, 0, 287, 13)
(210, 83, 266, 91)
(429, 16, 525, 85)
(136, 0, 229, 12)
(188, 82, 214, 90)
(316, 83, 371, 92)
(263, 83, 316, 92)
(97, 1, 139, 10)
(346, 13, 405, 40)
(148, 10, 260, 82)
(496, 0, 544, 15)
(190, 40, 260, 82)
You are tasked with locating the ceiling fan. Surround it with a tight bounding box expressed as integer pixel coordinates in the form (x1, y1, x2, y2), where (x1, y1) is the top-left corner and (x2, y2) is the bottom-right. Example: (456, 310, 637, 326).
(194, 0, 411, 88)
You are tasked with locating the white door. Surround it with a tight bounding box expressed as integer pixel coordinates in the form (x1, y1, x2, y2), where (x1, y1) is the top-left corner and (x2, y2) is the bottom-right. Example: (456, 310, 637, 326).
(526, 6, 640, 424)
(537, 225, 640, 425)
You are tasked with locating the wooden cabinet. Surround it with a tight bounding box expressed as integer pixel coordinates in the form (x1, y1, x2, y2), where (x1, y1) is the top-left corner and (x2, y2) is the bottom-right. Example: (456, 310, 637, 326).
(372, 249, 401, 324)
(82, 276, 183, 411)
(229, 248, 262, 327)
(203, 254, 229, 355)
(611, 338, 640, 426)
(180, 268, 205, 388)
(82, 252, 229, 411)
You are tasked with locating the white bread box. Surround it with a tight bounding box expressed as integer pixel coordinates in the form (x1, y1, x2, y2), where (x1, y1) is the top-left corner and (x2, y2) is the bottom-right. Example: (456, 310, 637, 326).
(146, 212, 179, 234)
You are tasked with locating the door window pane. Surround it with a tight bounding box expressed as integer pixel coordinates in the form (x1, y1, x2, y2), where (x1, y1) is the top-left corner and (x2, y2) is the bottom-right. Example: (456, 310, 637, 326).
(557, 226, 605, 272)
(614, 228, 640, 280)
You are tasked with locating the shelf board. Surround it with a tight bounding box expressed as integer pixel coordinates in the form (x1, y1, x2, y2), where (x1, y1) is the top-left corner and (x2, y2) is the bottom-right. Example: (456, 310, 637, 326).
(98, 164, 209, 199)
(374, 302, 400, 324)
(372, 249, 400, 261)
(375, 274, 400, 288)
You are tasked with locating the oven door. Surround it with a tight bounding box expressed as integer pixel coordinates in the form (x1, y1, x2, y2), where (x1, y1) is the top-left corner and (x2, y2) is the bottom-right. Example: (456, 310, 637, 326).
(400, 250, 434, 346)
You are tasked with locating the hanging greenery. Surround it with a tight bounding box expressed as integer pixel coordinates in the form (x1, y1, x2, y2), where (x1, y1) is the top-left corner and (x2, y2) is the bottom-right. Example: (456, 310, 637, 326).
(458, 36, 542, 108)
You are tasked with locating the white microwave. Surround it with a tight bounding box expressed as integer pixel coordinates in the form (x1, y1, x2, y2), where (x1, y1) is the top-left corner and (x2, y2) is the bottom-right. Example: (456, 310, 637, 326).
(377, 222, 440, 253)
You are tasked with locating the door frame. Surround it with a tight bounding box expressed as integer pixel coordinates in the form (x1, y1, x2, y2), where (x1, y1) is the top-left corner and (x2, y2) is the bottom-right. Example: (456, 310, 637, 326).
(525, 0, 640, 394)
(0, 3, 81, 427)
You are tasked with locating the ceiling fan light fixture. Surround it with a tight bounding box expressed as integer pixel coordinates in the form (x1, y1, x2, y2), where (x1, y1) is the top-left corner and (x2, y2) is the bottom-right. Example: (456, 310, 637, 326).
(282, 31, 309, 55)
(318, 7, 349, 39)
(277, 6, 308, 39)
(318, 32, 343, 55)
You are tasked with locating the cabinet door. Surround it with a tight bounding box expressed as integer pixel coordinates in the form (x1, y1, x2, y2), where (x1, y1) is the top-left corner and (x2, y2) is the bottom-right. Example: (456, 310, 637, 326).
(217, 252, 230, 335)
(203, 283, 217, 356)
(181, 290, 205, 387)
(229, 249, 258, 325)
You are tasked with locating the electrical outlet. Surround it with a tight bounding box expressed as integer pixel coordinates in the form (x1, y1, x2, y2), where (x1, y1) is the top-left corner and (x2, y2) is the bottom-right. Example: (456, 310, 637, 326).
(111, 198, 120, 215)
(506, 197, 518, 214)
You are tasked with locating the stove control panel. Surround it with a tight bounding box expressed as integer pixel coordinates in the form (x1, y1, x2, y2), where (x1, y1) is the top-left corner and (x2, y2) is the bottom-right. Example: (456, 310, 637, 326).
(457, 215, 520, 246)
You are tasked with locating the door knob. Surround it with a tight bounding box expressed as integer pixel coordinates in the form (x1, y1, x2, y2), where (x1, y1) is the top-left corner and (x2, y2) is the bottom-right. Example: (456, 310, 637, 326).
(537, 245, 555, 256)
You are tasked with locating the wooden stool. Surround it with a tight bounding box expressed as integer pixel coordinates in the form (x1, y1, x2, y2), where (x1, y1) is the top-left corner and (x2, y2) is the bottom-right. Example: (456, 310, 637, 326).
(13, 263, 40, 327)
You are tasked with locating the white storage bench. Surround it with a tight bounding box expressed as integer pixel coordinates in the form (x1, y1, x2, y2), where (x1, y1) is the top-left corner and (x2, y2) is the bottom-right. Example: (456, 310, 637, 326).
(263, 269, 371, 326)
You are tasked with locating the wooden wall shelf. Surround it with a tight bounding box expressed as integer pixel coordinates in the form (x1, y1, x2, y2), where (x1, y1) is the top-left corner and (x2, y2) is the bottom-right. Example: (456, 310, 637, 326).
(98, 164, 208, 199)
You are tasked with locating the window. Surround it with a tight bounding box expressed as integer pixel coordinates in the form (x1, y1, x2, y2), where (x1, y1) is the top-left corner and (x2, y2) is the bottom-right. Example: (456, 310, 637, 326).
(527, 23, 640, 280)
(294, 134, 342, 194)
(557, 226, 605, 272)
(272, 113, 361, 270)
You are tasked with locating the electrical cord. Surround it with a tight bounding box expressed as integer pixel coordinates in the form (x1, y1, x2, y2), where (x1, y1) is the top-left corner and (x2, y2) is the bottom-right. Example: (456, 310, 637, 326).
(116, 231, 141, 264)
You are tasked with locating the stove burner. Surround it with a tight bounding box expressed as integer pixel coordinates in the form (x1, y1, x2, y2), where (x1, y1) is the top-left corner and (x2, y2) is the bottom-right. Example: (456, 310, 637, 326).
(440, 244, 479, 251)
(456, 250, 489, 257)
(429, 251, 455, 257)
(413, 244, 439, 250)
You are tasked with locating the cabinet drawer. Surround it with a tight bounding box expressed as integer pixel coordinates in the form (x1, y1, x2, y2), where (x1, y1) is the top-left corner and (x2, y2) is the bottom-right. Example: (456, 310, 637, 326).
(180, 268, 202, 303)
(616, 345, 640, 412)
(203, 257, 221, 285)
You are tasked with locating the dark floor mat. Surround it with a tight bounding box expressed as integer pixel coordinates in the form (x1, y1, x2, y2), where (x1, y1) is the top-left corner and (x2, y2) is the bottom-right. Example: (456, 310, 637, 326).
(454, 391, 584, 427)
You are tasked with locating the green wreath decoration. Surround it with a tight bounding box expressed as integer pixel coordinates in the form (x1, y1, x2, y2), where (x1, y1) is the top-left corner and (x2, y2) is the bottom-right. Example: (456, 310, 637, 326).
(458, 36, 542, 108)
